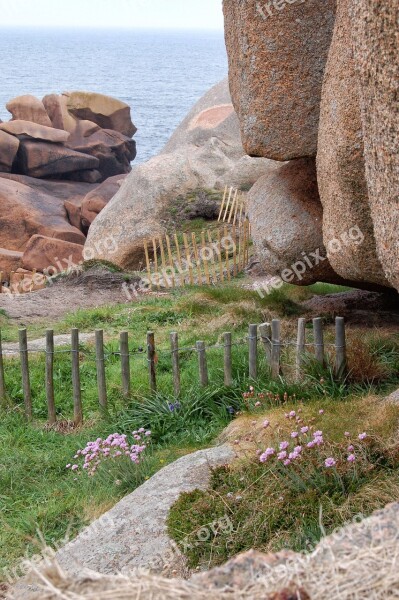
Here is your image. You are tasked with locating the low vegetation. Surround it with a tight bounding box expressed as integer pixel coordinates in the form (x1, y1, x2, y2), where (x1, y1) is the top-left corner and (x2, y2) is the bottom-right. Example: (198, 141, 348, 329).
(0, 280, 398, 581)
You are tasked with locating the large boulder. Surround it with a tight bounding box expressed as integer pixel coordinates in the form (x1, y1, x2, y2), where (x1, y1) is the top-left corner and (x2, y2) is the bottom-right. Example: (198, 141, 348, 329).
(223, 0, 336, 160)
(86, 79, 272, 268)
(65, 91, 136, 138)
(351, 0, 399, 291)
(6, 94, 52, 127)
(43, 93, 100, 137)
(21, 235, 83, 273)
(248, 158, 347, 286)
(316, 0, 390, 288)
(0, 176, 86, 252)
(0, 120, 70, 143)
(16, 140, 100, 179)
(68, 128, 136, 180)
(0, 130, 19, 172)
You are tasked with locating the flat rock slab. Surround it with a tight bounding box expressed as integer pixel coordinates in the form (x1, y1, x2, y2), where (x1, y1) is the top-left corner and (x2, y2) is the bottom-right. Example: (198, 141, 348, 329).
(55, 445, 235, 577)
(2, 333, 95, 357)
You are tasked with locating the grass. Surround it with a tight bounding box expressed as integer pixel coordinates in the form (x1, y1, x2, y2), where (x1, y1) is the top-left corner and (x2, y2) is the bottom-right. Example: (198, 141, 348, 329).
(0, 281, 398, 581)
(167, 395, 399, 569)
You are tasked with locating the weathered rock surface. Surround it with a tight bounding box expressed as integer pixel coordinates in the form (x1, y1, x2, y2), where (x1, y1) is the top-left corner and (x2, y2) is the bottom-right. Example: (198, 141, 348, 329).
(223, 0, 336, 160)
(66, 91, 136, 138)
(17, 140, 100, 179)
(0, 120, 70, 143)
(86, 79, 273, 268)
(6, 94, 52, 127)
(0, 248, 23, 276)
(248, 158, 346, 285)
(351, 0, 399, 291)
(54, 445, 235, 577)
(317, 0, 390, 288)
(81, 175, 125, 228)
(21, 235, 84, 273)
(0, 177, 86, 252)
(0, 130, 19, 172)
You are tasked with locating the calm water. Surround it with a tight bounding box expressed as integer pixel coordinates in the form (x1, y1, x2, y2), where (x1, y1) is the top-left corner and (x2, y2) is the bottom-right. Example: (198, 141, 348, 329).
(0, 28, 227, 163)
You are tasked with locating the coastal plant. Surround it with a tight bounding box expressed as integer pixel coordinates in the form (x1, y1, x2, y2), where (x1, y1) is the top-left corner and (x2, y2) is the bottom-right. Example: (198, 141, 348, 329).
(66, 429, 152, 477)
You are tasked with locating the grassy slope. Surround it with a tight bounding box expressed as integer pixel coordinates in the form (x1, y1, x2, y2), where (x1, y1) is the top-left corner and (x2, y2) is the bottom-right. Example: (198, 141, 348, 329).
(0, 281, 398, 580)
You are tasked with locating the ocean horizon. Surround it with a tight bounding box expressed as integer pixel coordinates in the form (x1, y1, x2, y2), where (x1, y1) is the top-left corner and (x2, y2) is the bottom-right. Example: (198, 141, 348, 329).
(0, 27, 228, 163)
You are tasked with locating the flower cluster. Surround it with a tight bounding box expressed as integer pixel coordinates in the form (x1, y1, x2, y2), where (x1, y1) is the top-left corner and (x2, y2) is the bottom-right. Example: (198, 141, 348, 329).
(67, 429, 151, 476)
(258, 409, 368, 471)
(242, 388, 303, 411)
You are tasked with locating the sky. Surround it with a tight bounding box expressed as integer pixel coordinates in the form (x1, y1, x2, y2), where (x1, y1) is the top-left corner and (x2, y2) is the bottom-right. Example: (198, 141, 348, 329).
(0, 0, 224, 30)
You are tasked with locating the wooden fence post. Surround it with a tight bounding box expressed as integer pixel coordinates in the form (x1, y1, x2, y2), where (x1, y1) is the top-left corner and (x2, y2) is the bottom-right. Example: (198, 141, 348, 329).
(45, 329, 56, 425)
(0, 331, 6, 404)
(248, 324, 258, 380)
(147, 331, 157, 392)
(224, 332, 233, 387)
(95, 330, 107, 410)
(120, 331, 130, 398)
(271, 319, 281, 379)
(71, 328, 83, 426)
(259, 322, 272, 366)
(19, 328, 32, 420)
(196, 341, 209, 387)
(296, 318, 306, 380)
(170, 332, 180, 397)
(313, 317, 325, 365)
(335, 317, 347, 379)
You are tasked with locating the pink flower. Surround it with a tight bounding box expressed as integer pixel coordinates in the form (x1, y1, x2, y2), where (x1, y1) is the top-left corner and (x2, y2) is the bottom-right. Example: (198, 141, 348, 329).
(280, 441, 289, 450)
(344, 432, 350, 437)
(283, 459, 291, 466)
(288, 452, 298, 460)
(263, 420, 270, 429)
(249, 386, 254, 392)
(325, 458, 336, 468)
(278, 451, 287, 460)
(300, 426, 309, 434)
(348, 445, 354, 452)
(255, 401, 261, 407)
(71, 465, 79, 471)
(314, 436, 324, 445)
(294, 446, 302, 454)
(307, 441, 316, 449)
(359, 432, 367, 441)
(319, 409, 325, 415)
(313, 430, 323, 438)
(347, 454, 356, 463)
(289, 411, 296, 418)
(291, 431, 299, 438)
(145, 431, 151, 436)
(66, 464, 71, 469)
(259, 447, 275, 463)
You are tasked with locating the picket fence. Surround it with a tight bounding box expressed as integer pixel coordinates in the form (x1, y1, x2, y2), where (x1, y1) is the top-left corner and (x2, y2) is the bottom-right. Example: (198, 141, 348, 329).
(0, 317, 347, 425)
(143, 222, 251, 289)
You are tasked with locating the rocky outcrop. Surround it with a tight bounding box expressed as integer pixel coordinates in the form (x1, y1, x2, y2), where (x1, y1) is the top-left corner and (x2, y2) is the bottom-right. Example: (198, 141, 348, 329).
(223, 0, 398, 292)
(86, 79, 274, 269)
(223, 0, 336, 160)
(248, 159, 347, 285)
(0, 92, 136, 276)
(351, 0, 399, 291)
(316, 0, 389, 288)
(0, 248, 23, 277)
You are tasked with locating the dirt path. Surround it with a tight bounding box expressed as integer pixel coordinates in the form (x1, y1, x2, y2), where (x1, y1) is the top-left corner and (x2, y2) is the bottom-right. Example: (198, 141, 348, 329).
(0, 268, 144, 325)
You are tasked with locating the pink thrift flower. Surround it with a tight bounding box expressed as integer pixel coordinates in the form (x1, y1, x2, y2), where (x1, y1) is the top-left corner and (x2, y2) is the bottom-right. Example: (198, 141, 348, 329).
(283, 459, 291, 466)
(300, 426, 309, 434)
(307, 441, 316, 448)
(280, 441, 289, 450)
(314, 430, 323, 438)
(325, 458, 336, 468)
(278, 451, 287, 460)
(289, 411, 296, 418)
(319, 409, 325, 415)
(344, 432, 350, 437)
(66, 464, 71, 469)
(291, 431, 299, 438)
(294, 446, 302, 454)
(71, 465, 79, 471)
(265, 447, 275, 457)
(359, 432, 367, 441)
(263, 420, 270, 429)
(348, 445, 354, 452)
(255, 401, 261, 407)
(347, 454, 356, 463)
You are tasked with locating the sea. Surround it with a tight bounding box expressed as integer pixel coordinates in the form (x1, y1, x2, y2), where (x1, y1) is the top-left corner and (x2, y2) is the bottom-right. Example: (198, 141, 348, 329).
(0, 28, 228, 163)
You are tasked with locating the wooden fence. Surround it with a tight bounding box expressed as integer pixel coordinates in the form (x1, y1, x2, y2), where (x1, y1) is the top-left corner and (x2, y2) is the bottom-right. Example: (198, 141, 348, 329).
(217, 186, 248, 225)
(143, 222, 251, 289)
(0, 270, 46, 295)
(0, 317, 347, 425)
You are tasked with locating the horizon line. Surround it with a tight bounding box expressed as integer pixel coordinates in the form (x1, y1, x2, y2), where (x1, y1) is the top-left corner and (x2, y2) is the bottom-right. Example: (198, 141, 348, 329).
(0, 25, 224, 32)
